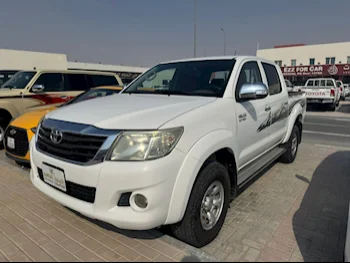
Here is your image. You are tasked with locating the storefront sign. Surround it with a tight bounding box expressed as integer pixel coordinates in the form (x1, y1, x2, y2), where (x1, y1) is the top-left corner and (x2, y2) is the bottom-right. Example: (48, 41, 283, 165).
(281, 64, 350, 77)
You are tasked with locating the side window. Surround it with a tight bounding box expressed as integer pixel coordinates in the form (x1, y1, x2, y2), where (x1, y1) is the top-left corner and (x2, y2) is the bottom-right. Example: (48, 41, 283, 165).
(320, 80, 326, 86)
(262, 63, 282, 96)
(64, 74, 89, 91)
(33, 73, 64, 92)
(315, 80, 320, 86)
(326, 80, 334, 86)
(236, 61, 262, 98)
(88, 75, 119, 88)
(307, 80, 314, 86)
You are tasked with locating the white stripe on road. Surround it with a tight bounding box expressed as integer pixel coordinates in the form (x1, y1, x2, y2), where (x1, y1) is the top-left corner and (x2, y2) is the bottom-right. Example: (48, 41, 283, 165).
(314, 144, 350, 150)
(303, 130, 350, 137)
(304, 122, 350, 128)
(335, 118, 350, 122)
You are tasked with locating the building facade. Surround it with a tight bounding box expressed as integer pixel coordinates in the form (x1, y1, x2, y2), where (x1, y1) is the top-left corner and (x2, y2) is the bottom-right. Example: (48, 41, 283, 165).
(257, 42, 350, 85)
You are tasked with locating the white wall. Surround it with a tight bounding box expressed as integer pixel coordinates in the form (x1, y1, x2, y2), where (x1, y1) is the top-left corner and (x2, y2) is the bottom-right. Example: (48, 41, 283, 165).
(257, 42, 350, 66)
(0, 49, 67, 70)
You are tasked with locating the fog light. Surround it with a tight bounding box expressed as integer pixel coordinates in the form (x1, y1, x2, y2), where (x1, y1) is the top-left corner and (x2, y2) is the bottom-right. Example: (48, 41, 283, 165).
(134, 194, 148, 209)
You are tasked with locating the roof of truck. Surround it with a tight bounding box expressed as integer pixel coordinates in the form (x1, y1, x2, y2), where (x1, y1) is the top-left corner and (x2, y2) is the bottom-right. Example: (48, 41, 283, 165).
(162, 56, 266, 64)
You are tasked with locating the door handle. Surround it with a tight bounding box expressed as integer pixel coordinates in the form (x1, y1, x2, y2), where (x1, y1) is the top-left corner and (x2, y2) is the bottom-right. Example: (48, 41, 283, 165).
(265, 105, 271, 112)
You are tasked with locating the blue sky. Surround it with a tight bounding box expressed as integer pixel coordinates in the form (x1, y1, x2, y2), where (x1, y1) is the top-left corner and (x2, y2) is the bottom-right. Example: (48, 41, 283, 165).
(0, 0, 349, 67)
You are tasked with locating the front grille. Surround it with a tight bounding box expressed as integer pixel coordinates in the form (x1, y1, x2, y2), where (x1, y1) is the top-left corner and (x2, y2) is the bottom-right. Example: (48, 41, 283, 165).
(37, 125, 107, 164)
(38, 168, 96, 203)
(4, 126, 29, 157)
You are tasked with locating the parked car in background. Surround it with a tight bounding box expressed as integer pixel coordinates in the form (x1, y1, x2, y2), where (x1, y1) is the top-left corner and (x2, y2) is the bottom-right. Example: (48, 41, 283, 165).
(0, 70, 123, 147)
(336, 80, 346, 100)
(30, 56, 306, 248)
(344, 84, 350, 97)
(303, 78, 340, 111)
(4, 86, 123, 166)
(0, 70, 19, 86)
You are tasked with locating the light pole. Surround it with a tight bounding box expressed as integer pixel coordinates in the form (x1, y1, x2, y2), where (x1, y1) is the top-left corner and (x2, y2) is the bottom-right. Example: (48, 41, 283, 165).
(221, 28, 226, 56)
(194, 0, 197, 58)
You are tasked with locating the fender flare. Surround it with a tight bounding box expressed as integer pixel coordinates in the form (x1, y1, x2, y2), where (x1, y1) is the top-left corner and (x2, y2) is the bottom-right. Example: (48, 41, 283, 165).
(0, 102, 20, 121)
(282, 103, 304, 144)
(165, 129, 236, 225)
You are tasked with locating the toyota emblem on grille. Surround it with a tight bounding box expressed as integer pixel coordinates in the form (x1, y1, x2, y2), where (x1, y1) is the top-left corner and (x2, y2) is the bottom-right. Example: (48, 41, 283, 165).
(50, 129, 63, 144)
(9, 129, 16, 136)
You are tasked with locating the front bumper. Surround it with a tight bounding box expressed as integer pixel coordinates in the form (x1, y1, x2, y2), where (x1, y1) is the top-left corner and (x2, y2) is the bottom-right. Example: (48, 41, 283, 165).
(4, 127, 34, 162)
(30, 141, 186, 230)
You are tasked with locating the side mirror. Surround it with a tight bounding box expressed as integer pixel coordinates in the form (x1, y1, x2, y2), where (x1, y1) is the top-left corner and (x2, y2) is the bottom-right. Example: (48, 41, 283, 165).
(239, 83, 269, 100)
(32, 84, 45, 93)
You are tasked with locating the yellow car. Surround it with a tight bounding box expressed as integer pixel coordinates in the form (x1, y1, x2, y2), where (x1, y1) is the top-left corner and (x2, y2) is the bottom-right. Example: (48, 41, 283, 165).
(4, 86, 123, 166)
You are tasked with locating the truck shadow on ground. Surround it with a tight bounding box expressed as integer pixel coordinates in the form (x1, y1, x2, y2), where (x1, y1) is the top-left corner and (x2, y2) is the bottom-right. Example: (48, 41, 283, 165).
(293, 151, 350, 262)
(67, 208, 164, 240)
(337, 103, 350, 114)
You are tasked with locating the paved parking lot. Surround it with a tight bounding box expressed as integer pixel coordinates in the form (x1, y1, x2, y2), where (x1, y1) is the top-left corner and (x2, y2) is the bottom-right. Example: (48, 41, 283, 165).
(0, 153, 196, 262)
(0, 142, 349, 262)
(201, 143, 350, 262)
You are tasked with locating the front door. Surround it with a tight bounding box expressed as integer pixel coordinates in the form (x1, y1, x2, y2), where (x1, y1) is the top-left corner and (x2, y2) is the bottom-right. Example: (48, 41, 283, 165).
(261, 62, 288, 148)
(235, 60, 272, 169)
(23, 73, 70, 112)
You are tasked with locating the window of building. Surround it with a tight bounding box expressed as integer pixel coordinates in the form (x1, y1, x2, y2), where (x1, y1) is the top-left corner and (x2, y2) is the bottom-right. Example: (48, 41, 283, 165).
(326, 57, 336, 65)
(291, 59, 296, 66)
(347, 56, 350, 64)
(309, 58, 315, 65)
(262, 63, 282, 96)
(274, 60, 282, 67)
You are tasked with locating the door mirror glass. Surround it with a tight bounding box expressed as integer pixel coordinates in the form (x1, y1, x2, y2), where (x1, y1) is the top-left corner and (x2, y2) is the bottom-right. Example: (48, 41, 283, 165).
(32, 84, 45, 93)
(239, 83, 268, 100)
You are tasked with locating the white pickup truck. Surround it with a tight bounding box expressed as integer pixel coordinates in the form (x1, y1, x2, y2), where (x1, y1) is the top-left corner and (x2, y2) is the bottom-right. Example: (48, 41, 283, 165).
(303, 78, 341, 111)
(30, 56, 306, 248)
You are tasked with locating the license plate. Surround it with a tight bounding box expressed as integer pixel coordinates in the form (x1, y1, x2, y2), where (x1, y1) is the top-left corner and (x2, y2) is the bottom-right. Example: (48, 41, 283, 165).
(42, 164, 67, 192)
(7, 137, 15, 149)
(308, 99, 320, 103)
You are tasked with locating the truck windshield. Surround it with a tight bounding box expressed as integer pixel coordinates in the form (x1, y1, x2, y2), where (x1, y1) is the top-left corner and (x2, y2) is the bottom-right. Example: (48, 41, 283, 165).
(123, 59, 236, 97)
(0, 71, 19, 86)
(1, 71, 36, 89)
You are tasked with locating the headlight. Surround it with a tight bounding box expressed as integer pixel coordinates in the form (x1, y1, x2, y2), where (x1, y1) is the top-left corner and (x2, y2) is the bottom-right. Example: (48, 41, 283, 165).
(108, 127, 184, 161)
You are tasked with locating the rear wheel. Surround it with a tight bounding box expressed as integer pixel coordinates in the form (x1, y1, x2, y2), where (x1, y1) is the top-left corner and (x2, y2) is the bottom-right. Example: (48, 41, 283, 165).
(171, 162, 231, 248)
(280, 125, 300, 164)
(329, 103, 337, 111)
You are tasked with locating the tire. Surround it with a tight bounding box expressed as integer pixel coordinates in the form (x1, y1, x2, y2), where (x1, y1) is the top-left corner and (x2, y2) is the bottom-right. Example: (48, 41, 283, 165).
(280, 125, 300, 164)
(0, 118, 7, 150)
(329, 103, 336, 111)
(171, 162, 231, 248)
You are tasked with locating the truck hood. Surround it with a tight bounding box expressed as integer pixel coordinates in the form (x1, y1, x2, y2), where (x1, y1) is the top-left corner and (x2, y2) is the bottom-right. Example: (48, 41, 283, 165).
(47, 94, 216, 129)
(0, 88, 23, 97)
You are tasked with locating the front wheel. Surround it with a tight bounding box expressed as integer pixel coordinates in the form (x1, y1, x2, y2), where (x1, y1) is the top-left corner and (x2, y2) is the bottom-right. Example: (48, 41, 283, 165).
(280, 125, 300, 164)
(0, 120, 7, 150)
(171, 162, 231, 248)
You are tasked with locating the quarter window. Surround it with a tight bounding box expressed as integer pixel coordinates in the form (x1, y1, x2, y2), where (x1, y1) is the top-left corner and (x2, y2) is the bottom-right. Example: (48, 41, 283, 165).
(33, 73, 64, 92)
(236, 61, 262, 99)
(307, 80, 314, 86)
(262, 63, 282, 96)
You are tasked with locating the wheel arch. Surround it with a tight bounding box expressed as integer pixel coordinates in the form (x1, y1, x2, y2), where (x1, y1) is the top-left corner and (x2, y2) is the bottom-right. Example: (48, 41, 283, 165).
(165, 129, 238, 225)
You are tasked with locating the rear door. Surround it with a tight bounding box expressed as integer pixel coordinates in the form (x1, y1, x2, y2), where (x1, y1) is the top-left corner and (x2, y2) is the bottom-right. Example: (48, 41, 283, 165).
(63, 73, 90, 101)
(261, 62, 288, 147)
(24, 73, 68, 112)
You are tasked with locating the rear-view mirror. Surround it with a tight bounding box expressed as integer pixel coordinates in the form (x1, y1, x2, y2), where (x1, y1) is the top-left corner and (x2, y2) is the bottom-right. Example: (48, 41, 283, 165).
(239, 83, 269, 100)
